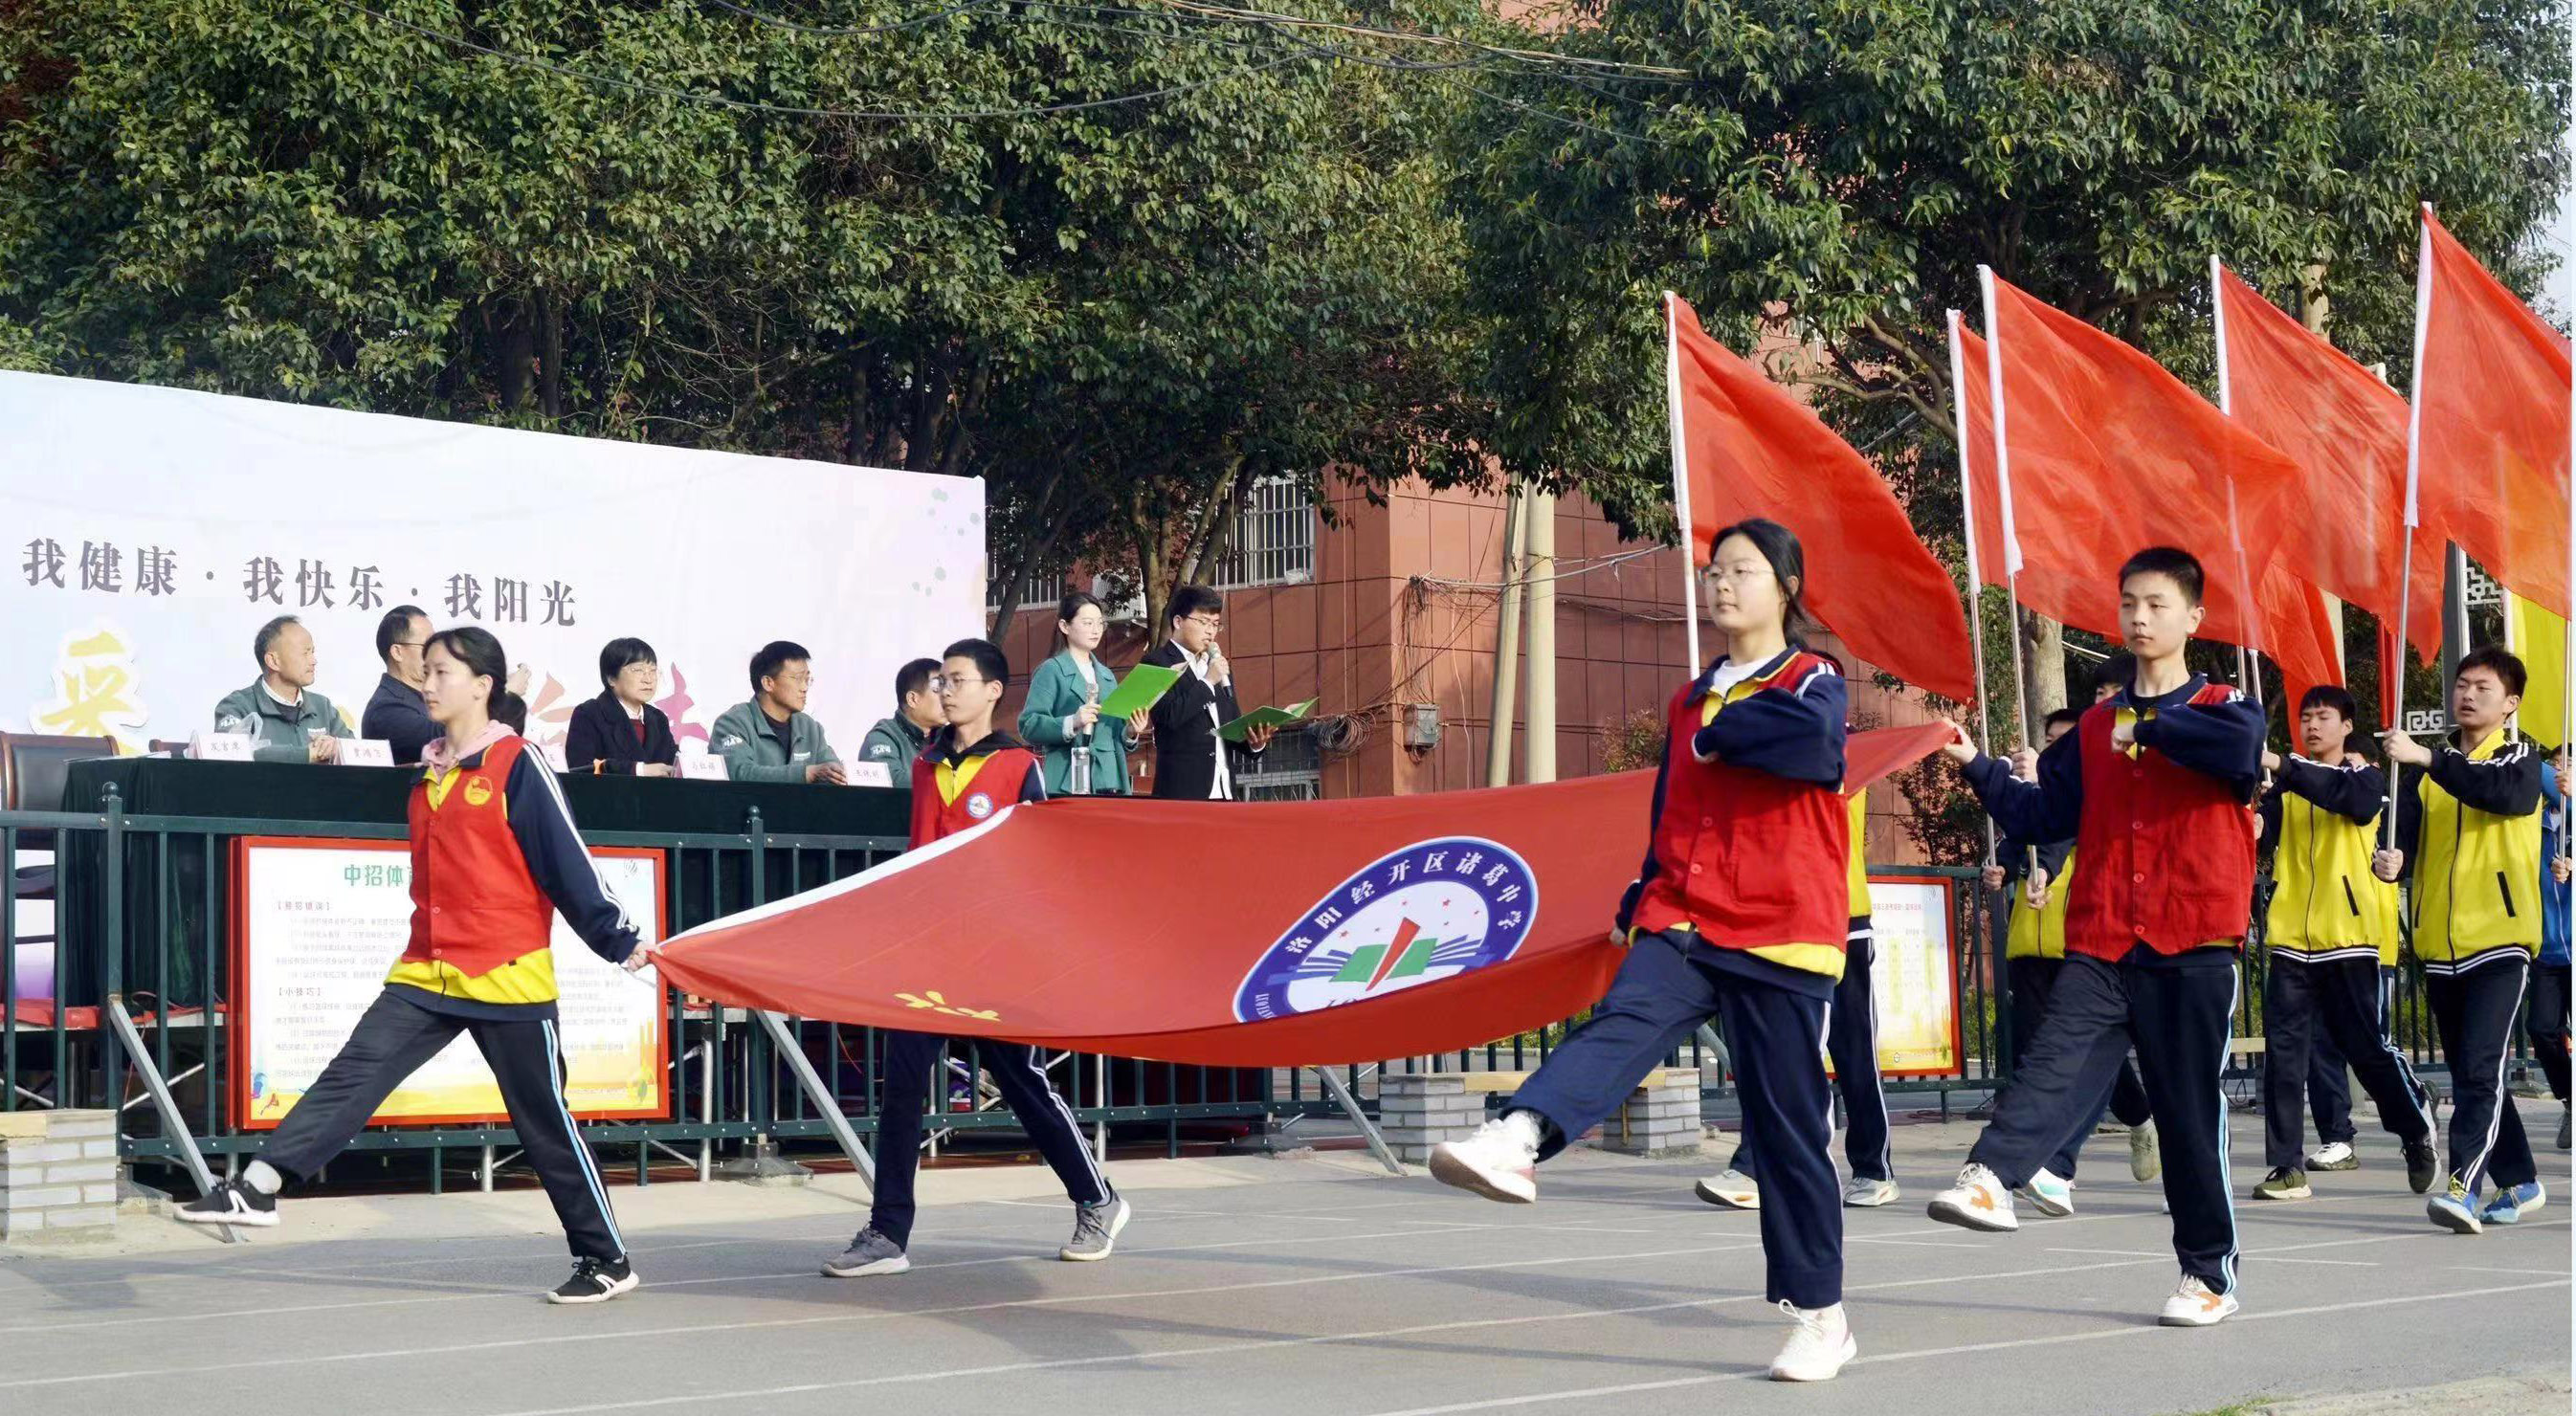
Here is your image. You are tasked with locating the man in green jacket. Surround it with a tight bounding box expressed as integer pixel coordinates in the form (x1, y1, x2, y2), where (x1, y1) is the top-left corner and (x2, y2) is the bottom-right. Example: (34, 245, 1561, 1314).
(711, 640, 844, 784)
(856, 658, 944, 789)
(211, 616, 352, 763)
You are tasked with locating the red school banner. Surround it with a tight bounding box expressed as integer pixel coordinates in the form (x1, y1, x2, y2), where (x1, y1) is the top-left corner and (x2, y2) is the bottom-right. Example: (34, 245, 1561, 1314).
(652, 724, 1955, 1067)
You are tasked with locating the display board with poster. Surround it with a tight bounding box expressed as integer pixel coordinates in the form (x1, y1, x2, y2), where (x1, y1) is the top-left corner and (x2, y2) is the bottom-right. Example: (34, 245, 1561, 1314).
(1847, 874, 1964, 1078)
(230, 837, 669, 1128)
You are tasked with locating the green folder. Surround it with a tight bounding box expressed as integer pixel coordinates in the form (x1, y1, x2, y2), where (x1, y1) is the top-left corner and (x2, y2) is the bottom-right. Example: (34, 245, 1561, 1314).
(1094, 662, 1182, 719)
(1219, 697, 1317, 741)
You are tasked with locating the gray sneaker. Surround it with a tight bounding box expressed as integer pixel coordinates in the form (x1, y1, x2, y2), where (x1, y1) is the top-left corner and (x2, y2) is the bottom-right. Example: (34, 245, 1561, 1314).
(822, 1226, 910, 1278)
(2559, 1104, 2571, 1153)
(1060, 1194, 1131, 1262)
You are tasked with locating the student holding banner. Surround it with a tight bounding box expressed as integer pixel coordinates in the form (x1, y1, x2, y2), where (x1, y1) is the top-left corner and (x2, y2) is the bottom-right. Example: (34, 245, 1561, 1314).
(179, 627, 650, 1304)
(823, 637, 1128, 1279)
(1432, 519, 1861, 1383)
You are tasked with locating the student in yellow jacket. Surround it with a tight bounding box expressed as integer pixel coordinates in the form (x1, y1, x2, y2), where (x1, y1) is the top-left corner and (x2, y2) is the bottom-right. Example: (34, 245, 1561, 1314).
(2253, 686, 2437, 1203)
(2376, 647, 2546, 1233)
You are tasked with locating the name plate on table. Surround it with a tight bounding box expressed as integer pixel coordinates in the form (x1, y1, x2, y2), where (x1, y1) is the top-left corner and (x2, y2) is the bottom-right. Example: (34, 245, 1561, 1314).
(189, 732, 258, 763)
(677, 753, 731, 783)
(844, 761, 894, 789)
(335, 739, 395, 768)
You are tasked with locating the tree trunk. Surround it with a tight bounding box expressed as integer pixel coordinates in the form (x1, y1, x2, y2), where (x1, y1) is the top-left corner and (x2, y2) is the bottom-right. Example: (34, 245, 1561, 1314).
(2027, 610, 2068, 725)
(1131, 487, 1169, 645)
(988, 466, 1069, 631)
(902, 353, 955, 474)
(538, 289, 564, 422)
(845, 351, 872, 464)
(492, 297, 534, 412)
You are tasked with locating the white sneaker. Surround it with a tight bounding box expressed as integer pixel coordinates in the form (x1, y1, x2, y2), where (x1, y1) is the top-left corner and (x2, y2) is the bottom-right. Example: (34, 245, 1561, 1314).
(2129, 1119, 2162, 1182)
(2016, 1167, 2076, 1216)
(2157, 1273, 2238, 1327)
(1694, 1168, 1761, 1210)
(1927, 1162, 2018, 1232)
(2304, 1139, 2358, 1171)
(1766, 1299, 1856, 1382)
(1842, 1175, 1899, 1207)
(1429, 1114, 1540, 1204)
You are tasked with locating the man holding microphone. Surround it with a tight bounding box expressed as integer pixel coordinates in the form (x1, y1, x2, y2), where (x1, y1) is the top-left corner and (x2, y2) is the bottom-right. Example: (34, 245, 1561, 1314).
(1142, 585, 1274, 800)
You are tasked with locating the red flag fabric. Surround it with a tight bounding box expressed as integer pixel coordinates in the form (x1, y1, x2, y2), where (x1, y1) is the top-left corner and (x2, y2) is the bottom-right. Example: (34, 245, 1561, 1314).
(1981, 277, 2339, 697)
(1952, 321, 2108, 632)
(2215, 263, 2441, 659)
(2415, 210, 2573, 619)
(1670, 294, 1977, 703)
(653, 724, 1953, 1066)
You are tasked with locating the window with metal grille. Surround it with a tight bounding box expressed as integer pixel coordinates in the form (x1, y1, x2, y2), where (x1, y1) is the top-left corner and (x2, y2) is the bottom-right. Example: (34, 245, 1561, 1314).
(986, 565, 1068, 614)
(1238, 724, 1322, 801)
(1209, 476, 1316, 590)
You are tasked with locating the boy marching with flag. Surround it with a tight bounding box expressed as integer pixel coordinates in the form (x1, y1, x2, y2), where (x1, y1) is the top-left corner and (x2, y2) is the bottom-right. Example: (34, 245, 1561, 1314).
(2252, 686, 2439, 1202)
(1927, 547, 2263, 1328)
(2375, 648, 2548, 1231)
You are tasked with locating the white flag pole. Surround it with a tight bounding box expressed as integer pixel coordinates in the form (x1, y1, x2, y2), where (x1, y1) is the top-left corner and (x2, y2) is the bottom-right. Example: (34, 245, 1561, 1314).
(2210, 254, 2267, 710)
(2386, 207, 2434, 848)
(1947, 309, 2000, 869)
(1979, 266, 2042, 884)
(1665, 291, 1702, 674)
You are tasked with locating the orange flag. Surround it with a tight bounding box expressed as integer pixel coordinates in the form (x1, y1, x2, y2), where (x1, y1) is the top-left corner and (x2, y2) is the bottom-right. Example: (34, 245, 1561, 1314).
(2412, 208, 2572, 619)
(1667, 292, 1977, 702)
(1971, 273, 2340, 699)
(2214, 261, 2442, 660)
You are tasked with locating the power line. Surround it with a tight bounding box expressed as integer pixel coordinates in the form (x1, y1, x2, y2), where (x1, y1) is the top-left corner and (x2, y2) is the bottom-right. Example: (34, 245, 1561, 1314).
(702, 0, 1000, 35)
(328, 0, 1324, 122)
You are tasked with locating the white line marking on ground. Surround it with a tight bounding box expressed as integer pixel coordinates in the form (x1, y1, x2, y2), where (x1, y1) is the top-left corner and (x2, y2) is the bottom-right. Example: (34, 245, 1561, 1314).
(1345, 1279, 2573, 1415)
(0, 1236, 1785, 1391)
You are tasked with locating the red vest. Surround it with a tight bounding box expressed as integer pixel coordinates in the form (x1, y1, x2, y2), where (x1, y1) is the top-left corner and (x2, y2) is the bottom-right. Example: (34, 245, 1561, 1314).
(910, 745, 1039, 848)
(1631, 659, 1849, 975)
(402, 735, 554, 980)
(2064, 688, 2256, 961)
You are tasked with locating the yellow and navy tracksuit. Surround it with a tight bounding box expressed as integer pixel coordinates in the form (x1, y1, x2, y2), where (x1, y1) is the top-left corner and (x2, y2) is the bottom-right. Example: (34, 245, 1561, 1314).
(869, 728, 1109, 1250)
(2255, 757, 2433, 1171)
(2388, 728, 2543, 1197)
(1519, 647, 1851, 1311)
(265, 729, 638, 1262)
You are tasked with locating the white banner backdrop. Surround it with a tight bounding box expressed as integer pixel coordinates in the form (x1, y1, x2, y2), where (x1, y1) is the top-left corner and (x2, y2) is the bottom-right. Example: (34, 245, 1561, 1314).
(0, 372, 985, 758)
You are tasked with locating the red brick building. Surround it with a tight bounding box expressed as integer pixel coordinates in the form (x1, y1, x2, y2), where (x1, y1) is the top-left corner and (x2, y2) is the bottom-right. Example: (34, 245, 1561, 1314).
(991, 476, 1936, 864)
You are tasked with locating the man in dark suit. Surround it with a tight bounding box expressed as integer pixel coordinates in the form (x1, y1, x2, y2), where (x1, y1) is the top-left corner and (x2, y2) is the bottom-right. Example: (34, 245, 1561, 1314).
(361, 605, 439, 764)
(1144, 584, 1273, 800)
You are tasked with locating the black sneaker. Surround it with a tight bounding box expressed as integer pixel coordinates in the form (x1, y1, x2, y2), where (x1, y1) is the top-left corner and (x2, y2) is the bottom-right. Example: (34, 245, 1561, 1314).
(545, 1254, 639, 1305)
(174, 1180, 278, 1228)
(2405, 1139, 2441, 1195)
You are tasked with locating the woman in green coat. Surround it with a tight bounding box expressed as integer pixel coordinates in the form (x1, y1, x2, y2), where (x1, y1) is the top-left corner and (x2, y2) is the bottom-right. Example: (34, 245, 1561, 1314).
(1018, 591, 1150, 795)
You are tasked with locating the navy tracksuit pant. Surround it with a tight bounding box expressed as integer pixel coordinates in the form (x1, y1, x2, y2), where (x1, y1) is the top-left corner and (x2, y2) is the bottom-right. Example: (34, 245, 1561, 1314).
(1967, 947, 2241, 1295)
(264, 987, 627, 1262)
(1512, 930, 1840, 1309)
(2007, 955, 2153, 1179)
(2305, 966, 2397, 1144)
(2425, 957, 2539, 1197)
(2262, 955, 2432, 1169)
(868, 1029, 1111, 1250)
(1731, 925, 1892, 1184)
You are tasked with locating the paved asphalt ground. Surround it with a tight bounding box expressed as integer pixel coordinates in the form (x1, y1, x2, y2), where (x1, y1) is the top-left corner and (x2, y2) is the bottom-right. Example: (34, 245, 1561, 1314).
(0, 1100, 2565, 1416)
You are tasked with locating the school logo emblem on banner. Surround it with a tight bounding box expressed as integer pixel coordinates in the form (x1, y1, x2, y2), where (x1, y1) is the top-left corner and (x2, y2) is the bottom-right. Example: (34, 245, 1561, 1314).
(1232, 837, 1539, 1023)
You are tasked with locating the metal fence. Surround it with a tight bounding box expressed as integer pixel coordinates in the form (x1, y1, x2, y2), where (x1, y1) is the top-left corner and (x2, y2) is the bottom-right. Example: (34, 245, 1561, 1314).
(1, 798, 2504, 1199)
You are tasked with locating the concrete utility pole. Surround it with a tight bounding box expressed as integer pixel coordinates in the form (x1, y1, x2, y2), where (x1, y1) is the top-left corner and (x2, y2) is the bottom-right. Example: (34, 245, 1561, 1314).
(1523, 488, 1558, 783)
(1484, 485, 1528, 787)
